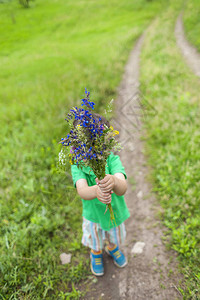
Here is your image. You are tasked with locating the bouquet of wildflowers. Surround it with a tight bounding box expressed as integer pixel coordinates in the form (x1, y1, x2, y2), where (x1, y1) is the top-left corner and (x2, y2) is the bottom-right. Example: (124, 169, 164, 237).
(59, 89, 121, 223)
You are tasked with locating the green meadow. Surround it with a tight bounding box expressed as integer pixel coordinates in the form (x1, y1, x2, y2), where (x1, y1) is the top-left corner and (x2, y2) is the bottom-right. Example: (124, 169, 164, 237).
(0, 0, 165, 298)
(140, 0, 200, 298)
(1, 0, 200, 298)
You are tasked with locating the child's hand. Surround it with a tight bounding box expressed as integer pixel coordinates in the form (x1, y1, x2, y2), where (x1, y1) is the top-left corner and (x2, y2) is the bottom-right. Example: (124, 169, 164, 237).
(96, 175, 115, 193)
(96, 186, 111, 204)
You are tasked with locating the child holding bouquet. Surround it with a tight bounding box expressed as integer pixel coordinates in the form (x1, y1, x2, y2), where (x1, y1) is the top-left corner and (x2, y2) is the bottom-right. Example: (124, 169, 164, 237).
(71, 114, 130, 276)
(60, 90, 130, 276)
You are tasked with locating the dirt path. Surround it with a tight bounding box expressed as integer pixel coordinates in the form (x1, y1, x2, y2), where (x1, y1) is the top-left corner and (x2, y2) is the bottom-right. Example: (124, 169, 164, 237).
(175, 13, 200, 77)
(83, 34, 183, 300)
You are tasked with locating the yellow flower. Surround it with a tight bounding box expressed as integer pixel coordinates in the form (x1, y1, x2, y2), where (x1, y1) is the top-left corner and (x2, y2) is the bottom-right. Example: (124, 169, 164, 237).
(110, 125, 119, 136)
(114, 130, 119, 135)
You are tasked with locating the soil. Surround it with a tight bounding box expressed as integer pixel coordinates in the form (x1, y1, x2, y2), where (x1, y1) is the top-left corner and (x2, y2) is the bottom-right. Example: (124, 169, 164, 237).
(81, 34, 183, 299)
(175, 13, 200, 77)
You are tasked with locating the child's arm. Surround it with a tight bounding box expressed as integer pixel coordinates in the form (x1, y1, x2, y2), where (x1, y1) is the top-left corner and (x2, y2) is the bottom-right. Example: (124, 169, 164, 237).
(76, 179, 111, 204)
(96, 173, 127, 196)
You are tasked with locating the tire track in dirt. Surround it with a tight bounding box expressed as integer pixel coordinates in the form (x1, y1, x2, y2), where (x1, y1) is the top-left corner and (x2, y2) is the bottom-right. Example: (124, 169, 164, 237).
(175, 13, 200, 77)
(83, 33, 183, 300)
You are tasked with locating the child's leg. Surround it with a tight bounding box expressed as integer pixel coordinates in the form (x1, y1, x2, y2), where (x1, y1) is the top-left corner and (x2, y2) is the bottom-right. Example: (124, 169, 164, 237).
(81, 218, 104, 276)
(81, 217, 104, 251)
(107, 242, 116, 249)
(106, 222, 126, 248)
(91, 249, 102, 254)
(105, 223, 127, 268)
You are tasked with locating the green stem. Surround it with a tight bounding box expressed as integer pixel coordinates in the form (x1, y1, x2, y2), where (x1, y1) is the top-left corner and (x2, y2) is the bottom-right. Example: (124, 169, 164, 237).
(108, 203, 116, 225)
(93, 164, 116, 225)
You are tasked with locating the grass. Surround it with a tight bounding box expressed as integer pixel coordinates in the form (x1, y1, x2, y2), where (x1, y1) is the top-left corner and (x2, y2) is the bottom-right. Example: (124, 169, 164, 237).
(183, 0, 200, 52)
(0, 0, 165, 298)
(140, 0, 200, 298)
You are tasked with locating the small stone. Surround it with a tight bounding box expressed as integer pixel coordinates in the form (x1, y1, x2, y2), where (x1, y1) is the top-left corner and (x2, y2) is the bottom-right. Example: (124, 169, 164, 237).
(60, 253, 72, 264)
(127, 142, 135, 152)
(131, 242, 145, 254)
(137, 191, 143, 198)
(112, 274, 116, 278)
(101, 293, 105, 297)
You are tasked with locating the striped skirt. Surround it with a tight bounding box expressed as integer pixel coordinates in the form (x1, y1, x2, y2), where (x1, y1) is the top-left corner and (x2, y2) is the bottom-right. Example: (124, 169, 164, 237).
(82, 217, 126, 251)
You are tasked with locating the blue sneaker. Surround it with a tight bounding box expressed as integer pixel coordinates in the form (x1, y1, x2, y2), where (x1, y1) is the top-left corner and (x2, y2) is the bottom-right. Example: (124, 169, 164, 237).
(105, 245, 127, 268)
(90, 250, 104, 276)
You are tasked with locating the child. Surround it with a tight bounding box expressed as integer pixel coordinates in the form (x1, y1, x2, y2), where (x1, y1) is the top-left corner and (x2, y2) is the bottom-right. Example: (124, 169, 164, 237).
(71, 115, 130, 276)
